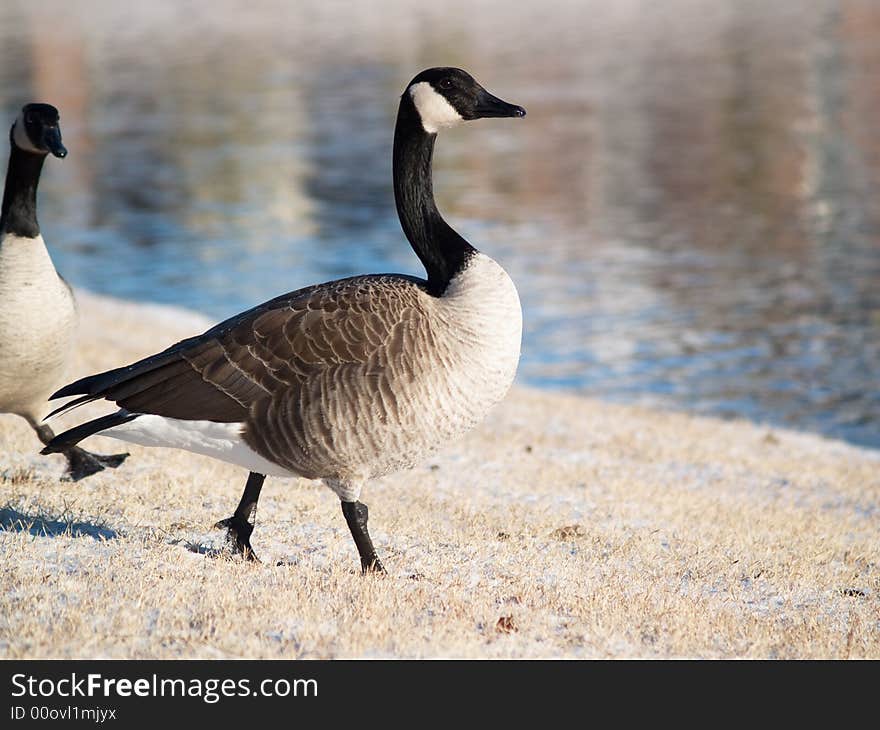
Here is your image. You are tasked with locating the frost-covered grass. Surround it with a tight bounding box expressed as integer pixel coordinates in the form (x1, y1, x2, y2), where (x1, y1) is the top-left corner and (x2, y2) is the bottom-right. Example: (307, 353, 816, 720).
(0, 292, 878, 658)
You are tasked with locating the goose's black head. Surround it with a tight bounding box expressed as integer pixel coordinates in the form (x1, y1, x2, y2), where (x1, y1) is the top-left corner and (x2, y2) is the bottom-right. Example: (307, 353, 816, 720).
(11, 103, 67, 158)
(405, 67, 526, 134)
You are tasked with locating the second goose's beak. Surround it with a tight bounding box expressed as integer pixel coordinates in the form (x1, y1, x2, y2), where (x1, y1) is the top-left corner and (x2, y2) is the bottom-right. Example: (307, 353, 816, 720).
(43, 126, 67, 158)
(472, 88, 526, 119)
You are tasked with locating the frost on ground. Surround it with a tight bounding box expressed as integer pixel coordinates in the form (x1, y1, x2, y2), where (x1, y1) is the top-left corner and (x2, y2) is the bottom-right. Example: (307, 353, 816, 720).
(0, 291, 878, 658)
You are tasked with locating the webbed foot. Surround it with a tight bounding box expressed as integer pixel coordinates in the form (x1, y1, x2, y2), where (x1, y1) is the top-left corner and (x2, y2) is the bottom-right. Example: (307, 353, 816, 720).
(215, 515, 260, 562)
(62, 446, 129, 482)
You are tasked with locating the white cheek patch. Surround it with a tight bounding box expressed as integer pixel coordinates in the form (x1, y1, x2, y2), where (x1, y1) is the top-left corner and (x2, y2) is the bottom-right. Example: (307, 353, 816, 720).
(12, 114, 43, 154)
(409, 82, 463, 134)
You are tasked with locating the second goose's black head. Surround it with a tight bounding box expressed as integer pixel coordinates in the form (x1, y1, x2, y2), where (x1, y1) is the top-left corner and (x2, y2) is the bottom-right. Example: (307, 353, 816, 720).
(11, 103, 67, 158)
(405, 67, 526, 134)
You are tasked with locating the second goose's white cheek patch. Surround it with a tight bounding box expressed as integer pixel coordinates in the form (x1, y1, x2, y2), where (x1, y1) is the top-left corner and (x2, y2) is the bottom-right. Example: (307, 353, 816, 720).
(12, 115, 43, 154)
(409, 82, 463, 134)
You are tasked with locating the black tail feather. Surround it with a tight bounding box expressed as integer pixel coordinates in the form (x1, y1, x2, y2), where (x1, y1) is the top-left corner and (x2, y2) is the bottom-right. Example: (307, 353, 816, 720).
(41, 412, 139, 455)
(45, 393, 100, 420)
(46, 349, 188, 420)
(49, 347, 186, 403)
(49, 371, 112, 400)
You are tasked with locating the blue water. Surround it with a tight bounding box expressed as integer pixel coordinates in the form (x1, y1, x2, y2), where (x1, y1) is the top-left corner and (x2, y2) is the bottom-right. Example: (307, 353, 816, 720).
(1, 0, 878, 448)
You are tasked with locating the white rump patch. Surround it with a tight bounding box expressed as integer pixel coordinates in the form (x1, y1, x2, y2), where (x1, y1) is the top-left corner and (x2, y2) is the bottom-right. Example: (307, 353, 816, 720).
(409, 82, 463, 134)
(12, 114, 43, 154)
(102, 413, 295, 478)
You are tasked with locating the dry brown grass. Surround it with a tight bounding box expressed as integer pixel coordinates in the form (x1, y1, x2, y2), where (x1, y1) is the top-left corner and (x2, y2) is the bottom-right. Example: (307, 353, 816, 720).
(1, 291, 878, 658)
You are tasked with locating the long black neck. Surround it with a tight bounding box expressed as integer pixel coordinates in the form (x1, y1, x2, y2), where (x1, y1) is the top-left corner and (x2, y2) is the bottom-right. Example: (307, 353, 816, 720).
(1, 132, 46, 239)
(393, 95, 475, 295)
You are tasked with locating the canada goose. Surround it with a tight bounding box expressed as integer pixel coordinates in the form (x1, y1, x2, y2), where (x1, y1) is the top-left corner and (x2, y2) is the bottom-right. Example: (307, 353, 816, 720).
(43, 68, 525, 571)
(0, 103, 128, 480)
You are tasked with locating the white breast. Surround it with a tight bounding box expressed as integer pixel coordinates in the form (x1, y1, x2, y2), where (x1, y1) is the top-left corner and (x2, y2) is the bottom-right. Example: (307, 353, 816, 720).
(434, 252, 523, 395)
(432, 253, 523, 425)
(358, 252, 522, 479)
(0, 234, 77, 420)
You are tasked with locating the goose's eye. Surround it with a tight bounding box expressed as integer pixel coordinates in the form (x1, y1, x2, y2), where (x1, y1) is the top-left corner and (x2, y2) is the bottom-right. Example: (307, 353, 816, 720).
(25, 114, 34, 125)
(438, 78, 453, 90)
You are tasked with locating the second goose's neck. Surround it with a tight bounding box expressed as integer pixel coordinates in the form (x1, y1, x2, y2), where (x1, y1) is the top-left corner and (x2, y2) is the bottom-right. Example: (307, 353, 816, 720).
(393, 98, 475, 296)
(1, 141, 46, 239)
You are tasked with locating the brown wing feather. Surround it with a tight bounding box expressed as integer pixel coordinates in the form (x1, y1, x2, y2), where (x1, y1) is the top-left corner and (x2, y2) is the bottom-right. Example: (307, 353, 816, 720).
(84, 274, 429, 423)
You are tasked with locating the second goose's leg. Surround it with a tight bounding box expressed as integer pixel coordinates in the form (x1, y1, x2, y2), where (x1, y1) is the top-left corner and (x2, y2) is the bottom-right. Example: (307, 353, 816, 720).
(215, 471, 265, 561)
(341, 500, 385, 574)
(34, 422, 129, 482)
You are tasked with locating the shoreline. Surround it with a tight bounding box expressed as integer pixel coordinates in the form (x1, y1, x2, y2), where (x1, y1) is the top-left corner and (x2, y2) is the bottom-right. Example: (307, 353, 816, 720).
(73, 289, 880, 458)
(1, 290, 878, 659)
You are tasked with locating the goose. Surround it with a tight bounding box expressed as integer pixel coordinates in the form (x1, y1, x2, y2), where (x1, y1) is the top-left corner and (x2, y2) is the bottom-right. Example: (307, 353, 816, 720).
(0, 103, 128, 480)
(42, 68, 525, 571)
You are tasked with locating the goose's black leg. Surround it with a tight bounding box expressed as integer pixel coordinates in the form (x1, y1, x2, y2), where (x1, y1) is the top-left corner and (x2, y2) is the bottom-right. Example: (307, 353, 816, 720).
(341, 500, 385, 574)
(34, 423, 129, 482)
(215, 471, 265, 562)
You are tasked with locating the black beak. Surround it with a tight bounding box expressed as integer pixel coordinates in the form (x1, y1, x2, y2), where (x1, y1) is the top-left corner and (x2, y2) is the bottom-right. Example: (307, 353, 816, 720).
(43, 126, 67, 158)
(472, 88, 526, 119)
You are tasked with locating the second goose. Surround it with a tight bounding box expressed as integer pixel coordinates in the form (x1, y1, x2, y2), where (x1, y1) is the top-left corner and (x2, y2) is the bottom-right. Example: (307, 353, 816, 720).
(0, 104, 128, 480)
(43, 68, 526, 572)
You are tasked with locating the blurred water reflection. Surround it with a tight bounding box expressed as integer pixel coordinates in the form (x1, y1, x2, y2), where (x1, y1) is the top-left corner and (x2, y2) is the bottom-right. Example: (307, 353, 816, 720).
(1, 0, 877, 447)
